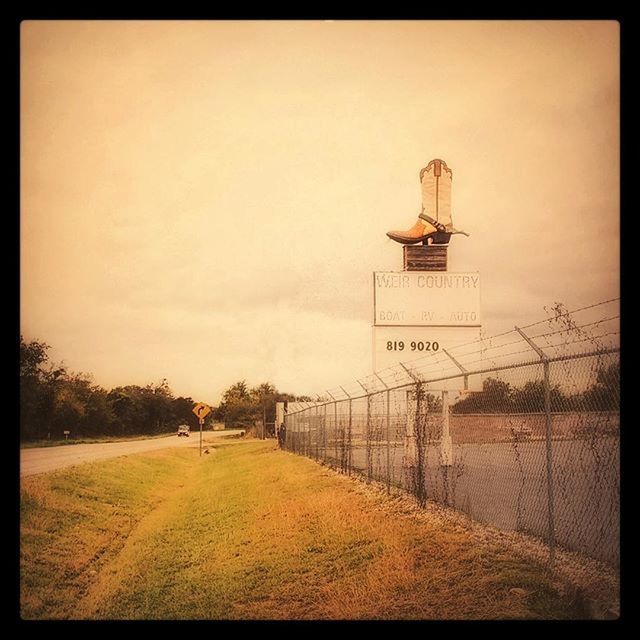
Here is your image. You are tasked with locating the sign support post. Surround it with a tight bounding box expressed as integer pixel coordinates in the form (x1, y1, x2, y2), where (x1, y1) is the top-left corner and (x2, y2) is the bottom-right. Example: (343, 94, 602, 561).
(192, 402, 212, 457)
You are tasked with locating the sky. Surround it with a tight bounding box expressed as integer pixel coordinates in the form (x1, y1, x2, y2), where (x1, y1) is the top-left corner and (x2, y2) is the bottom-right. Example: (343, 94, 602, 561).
(20, 20, 620, 404)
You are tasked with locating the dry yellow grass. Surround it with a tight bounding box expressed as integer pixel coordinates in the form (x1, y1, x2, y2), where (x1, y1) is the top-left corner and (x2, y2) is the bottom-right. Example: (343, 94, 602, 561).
(21, 440, 585, 620)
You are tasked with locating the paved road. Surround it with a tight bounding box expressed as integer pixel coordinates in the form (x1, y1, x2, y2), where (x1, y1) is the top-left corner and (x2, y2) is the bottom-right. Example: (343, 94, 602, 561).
(20, 430, 244, 477)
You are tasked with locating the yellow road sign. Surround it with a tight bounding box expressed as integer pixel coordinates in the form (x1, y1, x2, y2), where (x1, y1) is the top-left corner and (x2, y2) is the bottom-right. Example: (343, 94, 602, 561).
(192, 402, 211, 419)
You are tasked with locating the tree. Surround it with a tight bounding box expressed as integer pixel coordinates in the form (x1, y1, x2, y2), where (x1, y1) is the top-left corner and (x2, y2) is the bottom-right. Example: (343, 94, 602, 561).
(49, 375, 87, 436)
(107, 386, 140, 436)
(215, 381, 311, 434)
(143, 379, 174, 434)
(452, 377, 513, 414)
(172, 396, 196, 429)
(511, 380, 566, 412)
(81, 384, 114, 436)
(106, 381, 180, 436)
(578, 362, 620, 411)
(217, 380, 256, 429)
(20, 336, 50, 379)
(223, 381, 250, 403)
(20, 337, 57, 439)
(251, 383, 278, 436)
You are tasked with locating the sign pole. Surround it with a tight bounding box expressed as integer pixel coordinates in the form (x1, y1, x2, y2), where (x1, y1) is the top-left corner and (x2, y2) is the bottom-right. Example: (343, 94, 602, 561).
(192, 402, 211, 458)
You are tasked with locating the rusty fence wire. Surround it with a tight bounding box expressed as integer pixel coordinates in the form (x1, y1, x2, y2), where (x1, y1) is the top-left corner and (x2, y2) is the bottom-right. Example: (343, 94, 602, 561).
(282, 299, 620, 569)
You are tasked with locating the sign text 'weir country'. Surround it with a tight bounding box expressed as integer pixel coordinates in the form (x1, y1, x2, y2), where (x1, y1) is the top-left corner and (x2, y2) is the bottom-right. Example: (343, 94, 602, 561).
(373, 271, 481, 327)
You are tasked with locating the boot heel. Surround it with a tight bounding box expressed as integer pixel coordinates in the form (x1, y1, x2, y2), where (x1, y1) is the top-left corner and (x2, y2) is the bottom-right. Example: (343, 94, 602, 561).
(431, 232, 451, 245)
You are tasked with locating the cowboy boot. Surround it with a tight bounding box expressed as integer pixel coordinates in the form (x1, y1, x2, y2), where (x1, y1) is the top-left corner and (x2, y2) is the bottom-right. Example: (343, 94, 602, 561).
(386, 158, 469, 245)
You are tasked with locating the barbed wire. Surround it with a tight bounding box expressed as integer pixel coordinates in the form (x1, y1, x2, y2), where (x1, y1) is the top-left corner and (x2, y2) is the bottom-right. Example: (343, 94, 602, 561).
(520, 297, 620, 330)
(291, 299, 620, 408)
(530, 315, 619, 340)
(437, 298, 620, 354)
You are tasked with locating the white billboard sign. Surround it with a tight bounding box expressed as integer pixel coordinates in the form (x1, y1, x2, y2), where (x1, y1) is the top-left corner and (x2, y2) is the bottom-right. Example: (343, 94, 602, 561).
(372, 325, 483, 390)
(373, 271, 481, 326)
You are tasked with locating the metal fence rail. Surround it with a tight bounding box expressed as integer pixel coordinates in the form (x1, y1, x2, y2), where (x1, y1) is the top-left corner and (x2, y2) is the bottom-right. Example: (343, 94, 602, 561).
(283, 300, 620, 569)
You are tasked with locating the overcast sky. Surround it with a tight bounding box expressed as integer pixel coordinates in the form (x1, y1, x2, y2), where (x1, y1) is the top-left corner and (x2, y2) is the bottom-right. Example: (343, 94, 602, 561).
(20, 20, 619, 404)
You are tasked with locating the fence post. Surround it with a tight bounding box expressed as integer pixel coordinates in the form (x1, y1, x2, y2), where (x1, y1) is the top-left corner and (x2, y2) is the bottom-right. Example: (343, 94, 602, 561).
(386, 389, 391, 493)
(443, 348, 469, 391)
(399, 363, 424, 499)
(323, 401, 328, 463)
(302, 407, 307, 454)
(300, 409, 304, 454)
(292, 412, 296, 453)
(367, 395, 372, 481)
(543, 358, 555, 565)
(314, 403, 319, 461)
(348, 397, 353, 474)
(357, 380, 371, 481)
(334, 401, 338, 467)
(300, 406, 306, 455)
(516, 326, 556, 567)
(413, 381, 427, 507)
(441, 390, 452, 465)
(327, 391, 337, 468)
(308, 403, 313, 457)
(339, 387, 350, 473)
(374, 375, 392, 494)
(441, 390, 452, 506)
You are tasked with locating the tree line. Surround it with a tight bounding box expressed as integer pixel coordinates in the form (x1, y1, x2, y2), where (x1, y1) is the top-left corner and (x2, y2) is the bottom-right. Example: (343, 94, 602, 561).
(451, 363, 619, 414)
(20, 337, 311, 442)
(212, 380, 311, 436)
(20, 337, 202, 441)
(21, 336, 618, 441)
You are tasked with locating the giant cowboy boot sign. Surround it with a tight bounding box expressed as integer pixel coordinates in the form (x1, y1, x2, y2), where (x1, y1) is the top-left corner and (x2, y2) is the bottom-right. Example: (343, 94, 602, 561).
(387, 159, 469, 245)
(375, 158, 482, 479)
(372, 157, 481, 377)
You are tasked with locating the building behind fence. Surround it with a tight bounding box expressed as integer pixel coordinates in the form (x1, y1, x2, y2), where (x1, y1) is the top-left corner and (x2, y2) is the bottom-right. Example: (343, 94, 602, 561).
(282, 299, 620, 569)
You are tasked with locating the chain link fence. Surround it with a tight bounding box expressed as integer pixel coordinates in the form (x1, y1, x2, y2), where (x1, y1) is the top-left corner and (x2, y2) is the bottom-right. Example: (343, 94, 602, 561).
(283, 299, 620, 569)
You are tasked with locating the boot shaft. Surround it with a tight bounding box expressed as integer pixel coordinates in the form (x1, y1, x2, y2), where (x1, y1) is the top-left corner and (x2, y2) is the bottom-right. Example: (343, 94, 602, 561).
(420, 159, 452, 229)
(385, 158, 468, 245)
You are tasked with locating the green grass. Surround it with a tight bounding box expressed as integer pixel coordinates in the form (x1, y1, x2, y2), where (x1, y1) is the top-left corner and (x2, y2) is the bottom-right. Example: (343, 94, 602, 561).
(21, 440, 584, 620)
